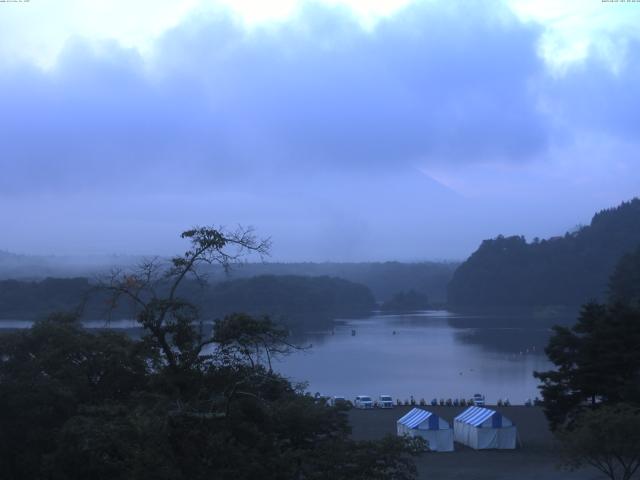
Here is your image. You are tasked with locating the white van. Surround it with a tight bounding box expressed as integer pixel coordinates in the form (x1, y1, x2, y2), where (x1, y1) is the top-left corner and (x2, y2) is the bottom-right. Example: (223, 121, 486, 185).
(354, 395, 374, 409)
(376, 395, 394, 408)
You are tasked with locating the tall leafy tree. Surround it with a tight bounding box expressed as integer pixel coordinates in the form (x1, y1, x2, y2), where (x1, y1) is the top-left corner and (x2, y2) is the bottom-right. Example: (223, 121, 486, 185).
(0, 313, 150, 479)
(534, 303, 640, 430)
(101, 226, 270, 373)
(0, 227, 421, 480)
(559, 404, 640, 480)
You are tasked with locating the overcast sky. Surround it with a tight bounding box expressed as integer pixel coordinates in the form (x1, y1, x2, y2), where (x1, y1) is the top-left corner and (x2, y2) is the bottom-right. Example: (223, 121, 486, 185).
(1, 0, 639, 261)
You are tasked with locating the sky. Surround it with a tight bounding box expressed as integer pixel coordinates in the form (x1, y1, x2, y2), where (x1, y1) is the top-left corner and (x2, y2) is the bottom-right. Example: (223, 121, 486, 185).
(0, 0, 639, 261)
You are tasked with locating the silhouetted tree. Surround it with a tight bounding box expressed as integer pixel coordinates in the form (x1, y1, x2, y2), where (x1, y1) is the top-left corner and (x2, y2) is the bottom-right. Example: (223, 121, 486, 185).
(534, 303, 640, 430)
(558, 404, 640, 480)
(0, 227, 421, 480)
(101, 225, 270, 372)
(380, 290, 430, 312)
(0, 313, 150, 479)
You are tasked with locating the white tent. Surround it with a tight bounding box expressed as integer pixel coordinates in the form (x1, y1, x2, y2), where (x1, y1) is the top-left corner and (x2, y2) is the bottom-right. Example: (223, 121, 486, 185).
(453, 406, 516, 450)
(396, 408, 454, 452)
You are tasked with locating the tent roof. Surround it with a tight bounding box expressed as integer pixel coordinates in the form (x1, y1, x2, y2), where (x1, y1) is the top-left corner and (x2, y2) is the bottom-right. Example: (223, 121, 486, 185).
(454, 406, 499, 427)
(397, 408, 434, 429)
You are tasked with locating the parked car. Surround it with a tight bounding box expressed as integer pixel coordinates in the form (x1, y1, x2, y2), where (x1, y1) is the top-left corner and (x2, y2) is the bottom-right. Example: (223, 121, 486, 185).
(472, 393, 485, 407)
(329, 396, 348, 407)
(354, 395, 374, 409)
(375, 395, 394, 408)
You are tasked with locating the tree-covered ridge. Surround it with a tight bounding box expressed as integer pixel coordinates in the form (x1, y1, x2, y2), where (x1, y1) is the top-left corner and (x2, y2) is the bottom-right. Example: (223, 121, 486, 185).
(380, 290, 431, 313)
(0, 256, 458, 304)
(448, 198, 640, 307)
(201, 275, 375, 323)
(208, 261, 457, 303)
(0, 274, 375, 330)
(0, 277, 92, 319)
(609, 245, 640, 309)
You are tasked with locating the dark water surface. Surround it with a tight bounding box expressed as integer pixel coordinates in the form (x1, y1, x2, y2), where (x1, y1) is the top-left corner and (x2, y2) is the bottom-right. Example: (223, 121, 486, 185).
(278, 310, 574, 405)
(0, 309, 574, 405)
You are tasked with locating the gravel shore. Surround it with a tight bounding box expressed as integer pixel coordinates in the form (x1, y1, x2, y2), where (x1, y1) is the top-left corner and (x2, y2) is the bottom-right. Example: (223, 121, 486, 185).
(348, 406, 601, 479)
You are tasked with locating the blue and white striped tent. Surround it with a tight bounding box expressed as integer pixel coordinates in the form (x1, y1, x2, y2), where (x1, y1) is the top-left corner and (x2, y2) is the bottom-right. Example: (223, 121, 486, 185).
(454, 406, 516, 449)
(396, 408, 453, 452)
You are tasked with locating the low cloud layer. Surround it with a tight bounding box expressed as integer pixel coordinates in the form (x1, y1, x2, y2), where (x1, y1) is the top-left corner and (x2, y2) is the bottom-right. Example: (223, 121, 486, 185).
(1, 1, 639, 260)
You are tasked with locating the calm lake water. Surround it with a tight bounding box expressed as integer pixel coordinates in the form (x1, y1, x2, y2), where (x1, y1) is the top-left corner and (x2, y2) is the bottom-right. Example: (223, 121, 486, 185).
(278, 310, 573, 405)
(0, 309, 575, 405)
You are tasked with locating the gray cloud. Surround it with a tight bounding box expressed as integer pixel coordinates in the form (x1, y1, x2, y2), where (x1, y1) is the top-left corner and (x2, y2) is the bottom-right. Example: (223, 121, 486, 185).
(0, 1, 638, 260)
(0, 2, 549, 193)
(546, 41, 640, 141)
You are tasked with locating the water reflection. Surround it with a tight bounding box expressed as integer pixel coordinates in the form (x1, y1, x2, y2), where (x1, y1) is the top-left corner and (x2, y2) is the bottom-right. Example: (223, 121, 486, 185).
(0, 310, 572, 405)
(278, 310, 572, 404)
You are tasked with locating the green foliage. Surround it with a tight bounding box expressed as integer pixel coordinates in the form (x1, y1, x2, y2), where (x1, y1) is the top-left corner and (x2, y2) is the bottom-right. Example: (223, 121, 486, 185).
(202, 275, 376, 327)
(448, 198, 640, 306)
(558, 404, 640, 480)
(0, 277, 91, 319)
(535, 302, 640, 430)
(609, 245, 640, 310)
(0, 254, 458, 305)
(213, 313, 293, 370)
(0, 313, 419, 479)
(0, 313, 150, 479)
(380, 290, 430, 312)
(203, 261, 457, 304)
(537, 252, 640, 478)
(0, 227, 419, 480)
(0, 275, 375, 331)
(298, 435, 424, 480)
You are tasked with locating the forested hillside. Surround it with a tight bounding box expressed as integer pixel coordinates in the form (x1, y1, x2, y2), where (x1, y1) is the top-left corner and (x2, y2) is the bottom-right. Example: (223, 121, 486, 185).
(0, 275, 375, 330)
(609, 245, 640, 309)
(200, 275, 374, 320)
(380, 290, 431, 312)
(208, 262, 457, 303)
(0, 255, 457, 303)
(448, 199, 640, 307)
(0, 277, 94, 319)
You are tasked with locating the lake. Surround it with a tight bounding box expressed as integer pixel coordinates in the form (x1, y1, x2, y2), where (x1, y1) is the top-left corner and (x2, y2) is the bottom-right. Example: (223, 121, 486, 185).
(0, 308, 575, 405)
(278, 310, 573, 405)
